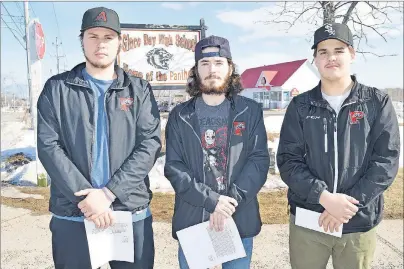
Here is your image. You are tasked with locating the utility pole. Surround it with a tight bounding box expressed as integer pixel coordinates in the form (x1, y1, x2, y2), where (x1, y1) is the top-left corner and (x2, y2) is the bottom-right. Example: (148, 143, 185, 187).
(52, 37, 64, 74)
(24, 1, 33, 128)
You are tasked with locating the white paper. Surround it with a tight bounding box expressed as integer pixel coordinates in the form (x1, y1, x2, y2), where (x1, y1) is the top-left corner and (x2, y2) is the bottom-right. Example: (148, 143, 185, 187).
(295, 207, 342, 238)
(176, 218, 246, 269)
(84, 211, 134, 269)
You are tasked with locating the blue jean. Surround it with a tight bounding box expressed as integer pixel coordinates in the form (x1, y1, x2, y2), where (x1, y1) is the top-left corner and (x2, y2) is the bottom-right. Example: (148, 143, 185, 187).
(178, 237, 253, 269)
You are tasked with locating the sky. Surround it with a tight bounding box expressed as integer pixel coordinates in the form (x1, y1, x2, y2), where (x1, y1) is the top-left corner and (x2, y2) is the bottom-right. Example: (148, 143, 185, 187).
(1, 1, 403, 98)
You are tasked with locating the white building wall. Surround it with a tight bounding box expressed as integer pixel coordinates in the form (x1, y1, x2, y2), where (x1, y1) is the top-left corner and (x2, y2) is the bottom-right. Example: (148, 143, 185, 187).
(282, 61, 320, 95)
(239, 88, 267, 98)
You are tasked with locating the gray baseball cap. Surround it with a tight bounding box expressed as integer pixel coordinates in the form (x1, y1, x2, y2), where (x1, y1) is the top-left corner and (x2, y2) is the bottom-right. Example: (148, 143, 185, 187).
(81, 7, 121, 34)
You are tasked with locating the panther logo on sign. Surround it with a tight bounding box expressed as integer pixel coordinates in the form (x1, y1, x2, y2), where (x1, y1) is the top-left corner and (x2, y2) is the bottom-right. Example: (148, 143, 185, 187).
(146, 48, 173, 70)
(34, 22, 45, 60)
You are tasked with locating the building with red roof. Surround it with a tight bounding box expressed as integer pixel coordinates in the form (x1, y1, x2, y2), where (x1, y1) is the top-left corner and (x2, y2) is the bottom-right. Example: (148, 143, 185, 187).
(240, 59, 319, 109)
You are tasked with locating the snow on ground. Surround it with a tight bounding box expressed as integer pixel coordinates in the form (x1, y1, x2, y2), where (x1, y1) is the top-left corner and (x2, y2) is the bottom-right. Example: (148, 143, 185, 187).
(1, 114, 38, 186)
(160, 117, 167, 130)
(393, 102, 403, 124)
(264, 115, 284, 133)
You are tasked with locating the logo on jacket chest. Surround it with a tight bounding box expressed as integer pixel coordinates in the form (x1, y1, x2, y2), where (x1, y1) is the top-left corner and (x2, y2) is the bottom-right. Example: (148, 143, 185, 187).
(119, 97, 134, 111)
(233, 122, 246, 136)
(349, 111, 365, 124)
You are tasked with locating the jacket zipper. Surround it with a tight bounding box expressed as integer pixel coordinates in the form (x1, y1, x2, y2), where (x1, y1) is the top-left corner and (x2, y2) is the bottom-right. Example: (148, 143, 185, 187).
(332, 101, 356, 193)
(323, 118, 328, 153)
(104, 89, 113, 210)
(226, 107, 248, 191)
(179, 113, 206, 223)
(69, 82, 97, 186)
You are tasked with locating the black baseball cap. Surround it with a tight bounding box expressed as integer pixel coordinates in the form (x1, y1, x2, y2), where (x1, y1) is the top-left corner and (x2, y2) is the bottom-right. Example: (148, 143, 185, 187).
(194, 35, 232, 63)
(312, 23, 353, 49)
(81, 7, 121, 34)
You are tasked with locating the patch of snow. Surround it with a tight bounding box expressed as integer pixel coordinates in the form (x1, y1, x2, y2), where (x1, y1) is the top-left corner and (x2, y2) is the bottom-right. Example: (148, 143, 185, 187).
(160, 118, 167, 130)
(393, 102, 403, 124)
(1, 115, 38, 185)
(264, 115, 284, 133)
(2, 162, 38, 186)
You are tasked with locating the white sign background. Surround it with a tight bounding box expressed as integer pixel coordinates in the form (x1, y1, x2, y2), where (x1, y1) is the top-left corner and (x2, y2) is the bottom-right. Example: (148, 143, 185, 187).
(117, 29, 200, 85)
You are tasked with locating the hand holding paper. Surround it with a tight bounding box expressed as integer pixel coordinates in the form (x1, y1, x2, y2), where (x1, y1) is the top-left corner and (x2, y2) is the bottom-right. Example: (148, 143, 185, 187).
(295, 207, 343, 237)
(84, 211, 134, 269)
(319, 190, 359, 223)
(319, 210, 343, 233)
(214, 195, 238, 218)
(75, 188, 112, 218)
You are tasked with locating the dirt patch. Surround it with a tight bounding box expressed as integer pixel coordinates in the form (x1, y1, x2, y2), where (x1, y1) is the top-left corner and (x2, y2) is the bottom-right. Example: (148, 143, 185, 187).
(2, 169, 402, 222)
(6, 153, 33, 166)
(384, 169, 403, 219)
(267, 132, 280, 142)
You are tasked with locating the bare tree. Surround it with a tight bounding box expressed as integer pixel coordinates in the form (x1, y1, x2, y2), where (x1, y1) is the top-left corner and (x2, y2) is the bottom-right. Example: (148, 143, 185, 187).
(259, 1, 403, 58)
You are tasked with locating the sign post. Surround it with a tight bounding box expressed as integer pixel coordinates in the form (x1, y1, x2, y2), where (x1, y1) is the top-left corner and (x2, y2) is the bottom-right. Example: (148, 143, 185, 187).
(28, 19, 47, 186)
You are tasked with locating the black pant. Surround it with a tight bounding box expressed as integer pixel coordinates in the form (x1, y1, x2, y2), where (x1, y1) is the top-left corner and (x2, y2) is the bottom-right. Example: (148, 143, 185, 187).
(50, 216, 155, 269)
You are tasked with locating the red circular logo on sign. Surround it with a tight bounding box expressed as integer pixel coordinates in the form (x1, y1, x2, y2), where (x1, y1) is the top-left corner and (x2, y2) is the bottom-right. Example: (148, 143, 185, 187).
(34, 22, 45, 60)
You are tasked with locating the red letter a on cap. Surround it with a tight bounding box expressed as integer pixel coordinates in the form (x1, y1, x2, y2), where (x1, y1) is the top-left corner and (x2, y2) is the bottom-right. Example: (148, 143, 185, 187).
(95, 11, 107, 22)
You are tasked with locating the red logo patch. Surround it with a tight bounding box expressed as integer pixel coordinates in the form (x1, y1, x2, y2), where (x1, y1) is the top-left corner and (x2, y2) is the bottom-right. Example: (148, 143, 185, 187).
(95, 11, 107, 22)
(233, 122, 246, 136)
(349, 111, 364, 124)
(119, 97, 134, 111)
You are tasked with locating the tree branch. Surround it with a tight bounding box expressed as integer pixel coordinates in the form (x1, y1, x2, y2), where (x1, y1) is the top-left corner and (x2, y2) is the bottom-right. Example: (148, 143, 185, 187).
(356, 50, 398, 57)
(342, 2, 358, 24)
(334, 1, 353, 10)
(352, 14, 388, 42)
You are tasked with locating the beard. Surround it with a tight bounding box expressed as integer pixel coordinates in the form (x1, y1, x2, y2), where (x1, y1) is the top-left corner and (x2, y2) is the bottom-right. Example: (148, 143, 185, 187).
(198, 73, 232, 95)
(84, 54, 116, 69)
(82, 44, 120, 69)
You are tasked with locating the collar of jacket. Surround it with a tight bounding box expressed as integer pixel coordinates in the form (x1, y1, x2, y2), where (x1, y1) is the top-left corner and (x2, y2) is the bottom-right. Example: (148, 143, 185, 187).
(308, 75, 364, 108)
(179, 93, 246, 120)
(65, 62, 131, 90)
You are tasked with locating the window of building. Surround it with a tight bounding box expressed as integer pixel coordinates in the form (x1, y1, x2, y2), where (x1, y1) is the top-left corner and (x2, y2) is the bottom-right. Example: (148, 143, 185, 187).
(270, 91, 281, 101)
(283, 91, 290, 102)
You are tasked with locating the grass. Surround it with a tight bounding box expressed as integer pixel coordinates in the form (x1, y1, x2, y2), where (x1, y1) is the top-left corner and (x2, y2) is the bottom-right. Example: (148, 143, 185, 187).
(1, 169, 403, 222)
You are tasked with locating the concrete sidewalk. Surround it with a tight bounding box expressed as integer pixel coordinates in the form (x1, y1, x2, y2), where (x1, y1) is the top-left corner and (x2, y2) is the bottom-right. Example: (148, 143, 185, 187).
(1, 205, 403, 269)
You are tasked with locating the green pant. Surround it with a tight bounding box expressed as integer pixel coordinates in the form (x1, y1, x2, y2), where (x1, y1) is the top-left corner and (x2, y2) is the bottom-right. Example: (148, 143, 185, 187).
(289, 214, 377, 269)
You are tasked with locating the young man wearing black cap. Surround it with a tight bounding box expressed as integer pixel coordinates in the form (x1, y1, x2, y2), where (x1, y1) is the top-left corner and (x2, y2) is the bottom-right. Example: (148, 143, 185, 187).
(277, 23, 400, 269)
(164, 35, 269, 268)
(37, 7, 160, 269)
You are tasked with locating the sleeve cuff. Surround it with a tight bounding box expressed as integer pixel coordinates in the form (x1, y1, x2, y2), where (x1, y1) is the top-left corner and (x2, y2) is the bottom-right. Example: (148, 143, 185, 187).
(307, 182, 328, 204)
(105, 180, 128, 203)
(204, 191, 220, 213)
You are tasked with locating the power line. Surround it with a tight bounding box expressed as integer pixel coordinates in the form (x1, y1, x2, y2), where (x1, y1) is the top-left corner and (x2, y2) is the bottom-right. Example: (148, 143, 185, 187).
(1, 2, 25, 36)
(52, 3, 61, 39)
(14, 2, 24, 16)
(1, 17, 25, 50)
(29, 2, 37, 18)
(51, 3, 68, 70)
